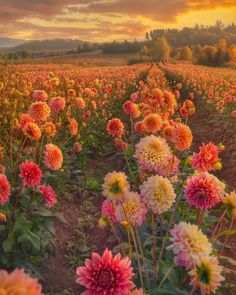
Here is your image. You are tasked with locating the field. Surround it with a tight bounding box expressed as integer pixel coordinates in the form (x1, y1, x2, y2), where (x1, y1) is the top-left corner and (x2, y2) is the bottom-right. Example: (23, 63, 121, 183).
(1, 60, 236, 295)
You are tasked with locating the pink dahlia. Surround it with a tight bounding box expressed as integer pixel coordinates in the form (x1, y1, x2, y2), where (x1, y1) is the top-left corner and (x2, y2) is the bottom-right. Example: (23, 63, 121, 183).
(192, 143, 219, 172)
(101, 200, 117, 222)
(184, 172, 225, 210)
(33, 90, 48, 102)
(0, 174, 11, 205)
(38, 184, 58, 208)
(76, 249, 135, 295)
(19, 161, 42, 187)
(49, 96, 65, 112)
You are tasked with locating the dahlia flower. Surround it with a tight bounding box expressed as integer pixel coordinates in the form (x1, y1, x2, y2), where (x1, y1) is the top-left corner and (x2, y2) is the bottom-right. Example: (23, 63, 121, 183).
(20, 161, 42, 187)
(0, 268, 43, 294)
(185, 172, 225, 210)
(172, 123, 192, 152)
(168, 222, 212, 270)
(43, 121, 56, 137)
(33, 90, 48, 102)
(44, 144, 63, 171)
(134, 121, 144, 135)
(102, 171, 130, 202)
(135, 135, 174, 176)
(140, 175, 176, 214)
(76, 97, 86, 109)
(101, 199, 117, 222)
(222, 191, 236, 218)
(19, 113, 35, 129)
(28, 102, 51, 122)
(23, 122, 42, 140)
(192, 143, 219, 172)
(114, 138, 128, 151)
(49, 97, 65, 112)
(76, 249, 135, 295)
(38, 184, 58, 208)
(189, 256, 224, 294)
(107, 118, 125, 138)
(116, 192, 147, 227)
(143, 113, 162, 133)
(0, 174, 11, 205)
(69, 118, 78, 135)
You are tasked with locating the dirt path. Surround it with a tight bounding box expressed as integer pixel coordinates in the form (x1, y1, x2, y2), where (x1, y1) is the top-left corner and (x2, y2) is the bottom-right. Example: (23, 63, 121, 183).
(43, 153, 125, 294)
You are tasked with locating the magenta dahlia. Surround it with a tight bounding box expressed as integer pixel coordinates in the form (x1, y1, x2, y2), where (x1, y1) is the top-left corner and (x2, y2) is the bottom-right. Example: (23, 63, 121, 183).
(184, 172, 225, 210)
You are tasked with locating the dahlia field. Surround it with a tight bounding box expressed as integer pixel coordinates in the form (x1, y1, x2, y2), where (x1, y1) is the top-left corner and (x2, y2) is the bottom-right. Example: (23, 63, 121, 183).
(0, 62, 236, 295)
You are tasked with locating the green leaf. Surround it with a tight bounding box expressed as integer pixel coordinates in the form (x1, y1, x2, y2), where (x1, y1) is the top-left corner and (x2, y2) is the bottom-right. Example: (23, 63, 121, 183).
(2, 238, 14, 252)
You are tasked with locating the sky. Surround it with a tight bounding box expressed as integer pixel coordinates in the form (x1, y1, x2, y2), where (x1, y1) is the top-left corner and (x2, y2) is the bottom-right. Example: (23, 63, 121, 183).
(1, 0, 236, 41)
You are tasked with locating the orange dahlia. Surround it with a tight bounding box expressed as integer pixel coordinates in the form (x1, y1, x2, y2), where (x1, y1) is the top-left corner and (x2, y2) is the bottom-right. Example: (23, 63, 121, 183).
(107, 118, 124, 138)
(143, 113, 162, 133)
(28, 102, 51, 122)
(0, 268, 43, 294)
(44, 144, 63, 171)
(69, 118, 78, 135)
(43, 121, 56, 137)
(23, 122, 41, 140)
(172, 123, 193, 152)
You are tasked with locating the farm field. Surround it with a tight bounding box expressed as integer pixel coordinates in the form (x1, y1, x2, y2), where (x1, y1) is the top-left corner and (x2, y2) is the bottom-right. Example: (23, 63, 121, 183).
(0, 61, 236, 295)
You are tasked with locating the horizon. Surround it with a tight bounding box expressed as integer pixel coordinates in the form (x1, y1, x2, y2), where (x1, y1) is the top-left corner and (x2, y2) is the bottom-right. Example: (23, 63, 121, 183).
(0, 0, 236, 42)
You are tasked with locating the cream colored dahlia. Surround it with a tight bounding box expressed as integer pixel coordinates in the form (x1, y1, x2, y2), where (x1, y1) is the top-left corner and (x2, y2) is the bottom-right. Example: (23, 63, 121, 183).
(168, 222, 212, 270)
(135, 135, 173, 175)
(140, 175, 176, 214)
(115, 192, 147, 227)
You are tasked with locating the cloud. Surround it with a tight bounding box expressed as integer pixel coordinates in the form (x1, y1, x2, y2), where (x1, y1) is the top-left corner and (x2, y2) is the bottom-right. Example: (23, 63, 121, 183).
(78, 0, 236, 22)
(0, 0, 235, 40)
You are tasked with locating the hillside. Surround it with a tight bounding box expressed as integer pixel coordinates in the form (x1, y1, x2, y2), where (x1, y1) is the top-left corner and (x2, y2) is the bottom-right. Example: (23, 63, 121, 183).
(0, 37, 26, 48)
(13, 39, 87, 51)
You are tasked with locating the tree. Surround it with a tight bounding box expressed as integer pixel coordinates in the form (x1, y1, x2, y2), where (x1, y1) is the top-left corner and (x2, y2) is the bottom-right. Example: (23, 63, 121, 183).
(179, 46, 193, 61)
(150, 37, 170, 62)
(230, 44, 236, 61)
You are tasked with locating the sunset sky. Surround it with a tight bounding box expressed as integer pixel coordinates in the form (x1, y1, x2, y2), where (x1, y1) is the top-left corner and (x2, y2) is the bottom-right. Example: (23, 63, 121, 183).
(1, 0, 236, 41)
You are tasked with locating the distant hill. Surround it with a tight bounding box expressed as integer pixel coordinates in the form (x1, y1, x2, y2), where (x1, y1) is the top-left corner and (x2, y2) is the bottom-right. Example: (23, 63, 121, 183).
(0, 38, 26, 48)
(13, 39, 87, 52)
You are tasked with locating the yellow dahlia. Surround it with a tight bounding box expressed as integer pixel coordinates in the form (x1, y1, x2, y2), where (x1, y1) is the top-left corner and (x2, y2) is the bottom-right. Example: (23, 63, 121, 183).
(222, 191, 236, 218)
(189, 256, 224, 294)
(140, 175, 176, 214)
(102, 171, 130, 202)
